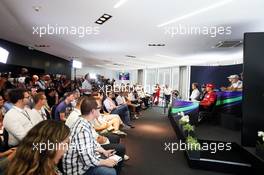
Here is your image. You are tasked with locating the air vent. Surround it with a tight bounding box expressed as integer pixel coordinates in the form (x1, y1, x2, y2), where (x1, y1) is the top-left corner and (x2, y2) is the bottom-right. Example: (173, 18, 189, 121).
(125, 55, 136, 58)
(113, 63, 125, 66)
(215, 41, 242, 48)
(148, 43, 165, 47)
(34, 44, 50, 48)
(68, 56, 79, 59)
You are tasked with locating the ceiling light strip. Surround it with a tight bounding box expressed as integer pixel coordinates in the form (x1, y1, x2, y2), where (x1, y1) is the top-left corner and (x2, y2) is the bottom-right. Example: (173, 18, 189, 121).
(157, 0, 233, 27)
(114, 0, 128, 8)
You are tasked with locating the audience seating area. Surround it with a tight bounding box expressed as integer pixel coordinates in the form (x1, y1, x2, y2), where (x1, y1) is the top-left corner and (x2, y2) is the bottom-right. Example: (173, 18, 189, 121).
(0, 70, 156, 175)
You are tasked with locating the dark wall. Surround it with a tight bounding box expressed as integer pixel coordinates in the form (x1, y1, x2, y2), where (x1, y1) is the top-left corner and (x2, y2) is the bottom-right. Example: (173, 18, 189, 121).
(0, 63, 44, 76)
(0, 39, 71, 77)
(190, 64, 243, 89)
(242, 33, 264, 146)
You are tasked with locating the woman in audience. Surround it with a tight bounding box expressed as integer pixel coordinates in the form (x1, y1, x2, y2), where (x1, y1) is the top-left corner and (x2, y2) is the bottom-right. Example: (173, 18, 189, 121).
(0, 148, 16, 175)
(6, 120, 70, 175)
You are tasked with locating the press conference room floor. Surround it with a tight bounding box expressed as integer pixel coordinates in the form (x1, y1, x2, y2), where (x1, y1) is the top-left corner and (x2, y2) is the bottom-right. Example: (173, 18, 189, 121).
(120, 107, 229, 175)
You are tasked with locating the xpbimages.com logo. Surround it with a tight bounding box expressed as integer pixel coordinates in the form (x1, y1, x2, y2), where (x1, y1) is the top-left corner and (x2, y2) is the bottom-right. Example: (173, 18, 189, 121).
(98, 84, 161, 94)
(32, 140, 94, 153)
(164, 140, 232, 154)
(164, 24, 232, 38)
(32, 24, 100, 38)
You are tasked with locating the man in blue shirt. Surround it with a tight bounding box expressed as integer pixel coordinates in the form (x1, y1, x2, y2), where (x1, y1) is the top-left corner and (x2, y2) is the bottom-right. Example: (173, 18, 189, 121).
(54, 92, 75, 121)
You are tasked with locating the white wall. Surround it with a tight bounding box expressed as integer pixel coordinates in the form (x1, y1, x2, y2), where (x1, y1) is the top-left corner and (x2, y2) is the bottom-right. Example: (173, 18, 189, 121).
(178, 66, 191, 100)
(73, 66, 138, 84)
(74, 66, 181, 94)
(74, 66, 115, 79)
(137, 69, 144, 85)
(143, 66, 180, 93)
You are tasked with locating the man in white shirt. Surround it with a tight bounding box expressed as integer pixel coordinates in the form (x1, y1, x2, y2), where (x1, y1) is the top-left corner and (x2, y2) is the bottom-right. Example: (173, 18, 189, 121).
(63, 97, 127, 175)
(65, 97, 85, 128)
(163, 85, 172, 105)
(116, 92, 127, 106)
(221, 75, 243, 91)
(81, 73, 92, 96)
(229, 75, 243, 90)
(65, 96, 111, 145)
(3, 88, 35, 146)
(190, 83, 200, 101)
(103, 92, 134, 128)
(127, 92, 136, 102)
(36, 75, 46, 90)
(30, 92, 49, 124)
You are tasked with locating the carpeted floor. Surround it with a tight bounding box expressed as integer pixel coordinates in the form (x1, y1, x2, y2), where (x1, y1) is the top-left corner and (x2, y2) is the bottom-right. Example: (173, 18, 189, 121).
(120, 107, 228, 175)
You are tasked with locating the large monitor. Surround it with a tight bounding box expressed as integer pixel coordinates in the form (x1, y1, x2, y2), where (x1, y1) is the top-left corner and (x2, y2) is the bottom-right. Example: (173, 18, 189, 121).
(119, 72, 129, 80)
(0, 47, 9, 64)
(72, 60, 82, 69)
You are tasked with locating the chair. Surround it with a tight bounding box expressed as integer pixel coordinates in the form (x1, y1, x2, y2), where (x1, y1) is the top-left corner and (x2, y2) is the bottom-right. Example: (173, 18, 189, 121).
(102, 104, 109, 113)
(51, 104, 58, 120)
(198, 99, 219, 124)
(1, 129, 10, 151)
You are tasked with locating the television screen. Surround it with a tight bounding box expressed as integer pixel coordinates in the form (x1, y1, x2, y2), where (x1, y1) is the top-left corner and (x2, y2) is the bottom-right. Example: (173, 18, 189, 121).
(0, 47, 9, 64)
(72, 60, 82, 68)
(119, 72, 129, 80)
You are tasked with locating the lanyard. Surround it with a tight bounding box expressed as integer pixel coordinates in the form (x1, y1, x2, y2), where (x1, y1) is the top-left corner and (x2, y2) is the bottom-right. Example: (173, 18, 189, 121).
(21, 110, 33, 125)
(39, 109, 46, 120)
(13, 107, 33, 125)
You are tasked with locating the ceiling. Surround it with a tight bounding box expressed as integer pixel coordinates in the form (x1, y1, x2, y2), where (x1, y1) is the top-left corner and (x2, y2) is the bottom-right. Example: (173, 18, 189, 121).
(0, 0, 263, 69)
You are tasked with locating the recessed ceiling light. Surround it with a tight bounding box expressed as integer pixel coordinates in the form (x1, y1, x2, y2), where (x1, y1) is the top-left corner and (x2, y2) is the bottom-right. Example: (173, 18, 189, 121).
(103, 14, 110, 18)
(33, 6, 41, 12)
(157, 0, 233, 27)
(95, 14, 112, 25)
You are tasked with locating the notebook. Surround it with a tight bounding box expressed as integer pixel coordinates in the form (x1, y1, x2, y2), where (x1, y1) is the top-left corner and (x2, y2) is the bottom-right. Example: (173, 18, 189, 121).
(109, 154, 122, 163)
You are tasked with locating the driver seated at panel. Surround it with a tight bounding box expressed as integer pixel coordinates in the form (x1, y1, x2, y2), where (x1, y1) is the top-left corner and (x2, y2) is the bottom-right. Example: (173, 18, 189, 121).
(199, 83, 217, 112)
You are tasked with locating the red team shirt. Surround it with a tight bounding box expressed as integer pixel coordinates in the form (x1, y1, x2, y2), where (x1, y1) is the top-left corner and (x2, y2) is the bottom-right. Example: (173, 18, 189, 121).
(156, 87, 161, 96)
(200, 91, 217, 108)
